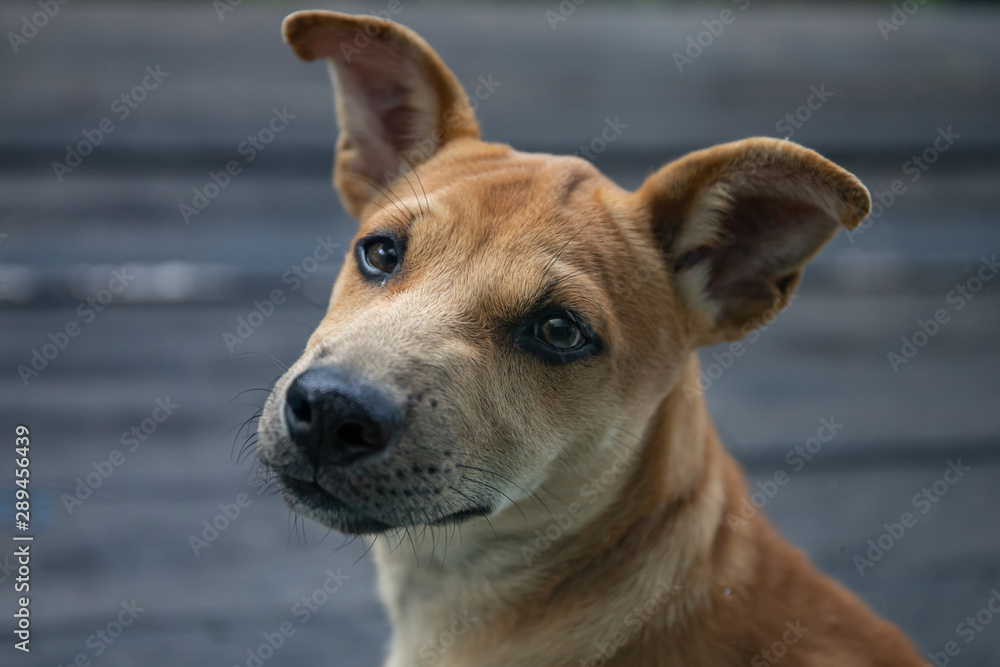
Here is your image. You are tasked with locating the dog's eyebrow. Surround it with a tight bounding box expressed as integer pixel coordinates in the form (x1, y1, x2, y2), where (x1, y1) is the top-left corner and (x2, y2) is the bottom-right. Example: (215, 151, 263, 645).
(498, 266, 606, 333)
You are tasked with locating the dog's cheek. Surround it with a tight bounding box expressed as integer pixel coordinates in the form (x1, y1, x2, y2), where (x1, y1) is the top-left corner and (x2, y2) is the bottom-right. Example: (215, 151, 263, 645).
(476, 355, 620, 476)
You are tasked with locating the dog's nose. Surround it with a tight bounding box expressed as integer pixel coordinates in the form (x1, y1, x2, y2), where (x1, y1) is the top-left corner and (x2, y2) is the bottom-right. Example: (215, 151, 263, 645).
(284, 367, 401, 466)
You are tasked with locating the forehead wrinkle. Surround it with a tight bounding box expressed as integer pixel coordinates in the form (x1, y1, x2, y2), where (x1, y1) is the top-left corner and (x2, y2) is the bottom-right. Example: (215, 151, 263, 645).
(530, 158, 599, 208)
(392, 152, 625, 328)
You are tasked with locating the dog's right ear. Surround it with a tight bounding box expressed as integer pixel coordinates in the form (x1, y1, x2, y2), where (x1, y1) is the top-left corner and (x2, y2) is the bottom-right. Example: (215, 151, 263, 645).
(282, 11, 480, 218)
(634, 138, 870, 346)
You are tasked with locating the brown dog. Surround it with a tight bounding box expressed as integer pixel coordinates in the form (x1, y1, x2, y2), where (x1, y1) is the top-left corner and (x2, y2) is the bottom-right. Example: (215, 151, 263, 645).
(256, 10, 925, 666)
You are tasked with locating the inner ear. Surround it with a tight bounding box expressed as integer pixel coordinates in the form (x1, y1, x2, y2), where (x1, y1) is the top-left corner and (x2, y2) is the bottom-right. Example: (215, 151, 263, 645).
(693, 195, 832, 306)
(636, 138, 871, 345)
(282, 11, 479, 218)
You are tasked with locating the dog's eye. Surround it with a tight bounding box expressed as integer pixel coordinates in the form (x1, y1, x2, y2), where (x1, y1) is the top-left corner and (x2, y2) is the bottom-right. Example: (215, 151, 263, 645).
(357, 235, 401, 278)
(516, 308, 601, 364)
(534, 316, 584, 350)
(364, 239, 398, 273)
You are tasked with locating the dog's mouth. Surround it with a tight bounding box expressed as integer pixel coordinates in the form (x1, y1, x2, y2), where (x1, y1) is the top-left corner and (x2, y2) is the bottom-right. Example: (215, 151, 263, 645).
(277, 473, 493, 535)
(279, 475, 394, 534)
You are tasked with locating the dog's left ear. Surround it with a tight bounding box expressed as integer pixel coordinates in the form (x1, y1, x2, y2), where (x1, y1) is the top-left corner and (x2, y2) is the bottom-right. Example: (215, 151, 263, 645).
(282, 11, 480, 218)
(635, 138, 870, 346)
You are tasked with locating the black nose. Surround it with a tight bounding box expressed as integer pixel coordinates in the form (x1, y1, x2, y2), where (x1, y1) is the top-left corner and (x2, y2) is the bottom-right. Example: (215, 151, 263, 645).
(284, 367, 401, 466)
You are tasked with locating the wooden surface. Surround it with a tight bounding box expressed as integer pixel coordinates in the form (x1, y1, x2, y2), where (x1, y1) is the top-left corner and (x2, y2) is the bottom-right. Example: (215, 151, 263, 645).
(1, 1, 999, 665)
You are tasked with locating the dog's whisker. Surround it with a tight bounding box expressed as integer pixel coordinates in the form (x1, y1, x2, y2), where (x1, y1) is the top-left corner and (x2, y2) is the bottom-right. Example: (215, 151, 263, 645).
(404, 526, 420, 567)
(237, 351, 289, 373)
(351, 172, 415, 223)
(412, 519, 428, 551)
(228, 387, 273, 405)
(535, 484, 571, 507)
(229, 401, 266, 410)
(286, 511, 299, 549)
(237, 434, 260, 464)
(397, 161, 425, 217)
(354, 535, 380, 566)
(549, 267, 594, 287)
(357, 185, 410, 228)
(449, 484, 497, 540)
(422, 510, 438, 565)
(315, 527, 334, 548)
(400, 155, 431, 215)
(385, 181, 417, 221)
(610, 424, 653, 447)
(440, 523, 450, 568)
(455, 463, 555, 518)
(231, 410, 264, 461)
(542, 217, 597, 276)
(460, 475, 529, 527)
(327, 533, 360, 558)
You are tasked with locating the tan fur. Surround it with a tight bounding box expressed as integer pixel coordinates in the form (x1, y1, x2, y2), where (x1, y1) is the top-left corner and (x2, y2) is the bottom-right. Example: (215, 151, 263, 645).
(257, 11, 925, 666)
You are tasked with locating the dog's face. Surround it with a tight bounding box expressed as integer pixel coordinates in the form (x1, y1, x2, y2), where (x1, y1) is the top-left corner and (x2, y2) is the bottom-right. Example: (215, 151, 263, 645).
(256, 11, 870, 535)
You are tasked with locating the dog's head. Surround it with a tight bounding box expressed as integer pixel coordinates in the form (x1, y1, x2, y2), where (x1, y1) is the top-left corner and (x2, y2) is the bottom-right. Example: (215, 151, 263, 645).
(256, 11, 870, 535)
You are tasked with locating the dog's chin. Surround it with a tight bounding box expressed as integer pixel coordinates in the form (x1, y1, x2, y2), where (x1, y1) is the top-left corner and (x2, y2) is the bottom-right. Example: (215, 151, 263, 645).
(277, 475, 493, 536)
(278, 476, 391, 535)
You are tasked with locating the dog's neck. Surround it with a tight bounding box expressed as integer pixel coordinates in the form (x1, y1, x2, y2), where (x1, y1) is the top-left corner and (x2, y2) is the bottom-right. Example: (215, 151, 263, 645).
(375, 355, 734, 666)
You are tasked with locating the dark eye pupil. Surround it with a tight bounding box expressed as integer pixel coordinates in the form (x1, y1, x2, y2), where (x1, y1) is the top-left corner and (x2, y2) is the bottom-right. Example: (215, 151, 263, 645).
(365, 241, 398, 273)
(538, 317, 583, 349)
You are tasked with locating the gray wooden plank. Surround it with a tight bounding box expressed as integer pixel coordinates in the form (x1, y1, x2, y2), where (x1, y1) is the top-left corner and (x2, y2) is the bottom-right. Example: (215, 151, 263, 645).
(1, 4, 999, 152)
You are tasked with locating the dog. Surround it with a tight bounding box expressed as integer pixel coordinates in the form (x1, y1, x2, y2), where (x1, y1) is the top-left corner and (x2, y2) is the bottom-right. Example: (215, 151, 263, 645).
(256, 10, 925, 666)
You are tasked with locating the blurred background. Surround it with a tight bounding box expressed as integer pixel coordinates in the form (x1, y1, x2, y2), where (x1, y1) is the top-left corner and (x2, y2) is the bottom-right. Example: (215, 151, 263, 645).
(2, 0, 999, 665)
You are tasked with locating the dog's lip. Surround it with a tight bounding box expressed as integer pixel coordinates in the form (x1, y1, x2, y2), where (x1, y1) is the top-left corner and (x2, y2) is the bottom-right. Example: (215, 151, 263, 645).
(278, 475, 388, 527)
(280, 475, 348, 508)
(427, 504, 493, 526)
(278, 475, 364, 514)
(278, 474, 494, 532)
